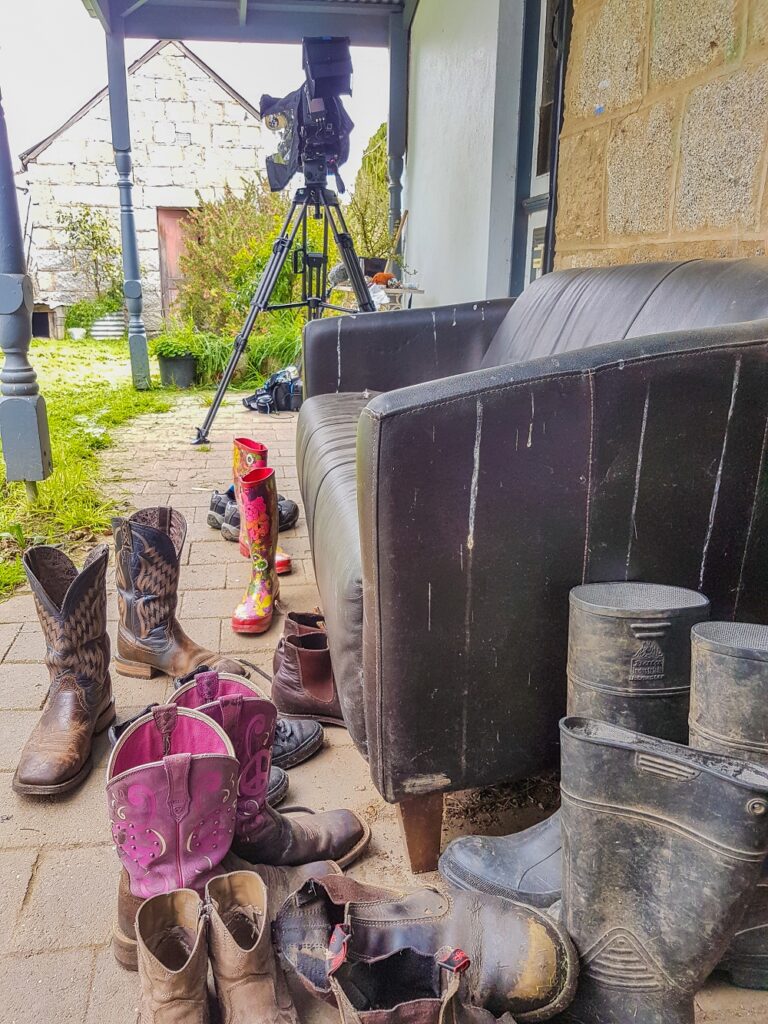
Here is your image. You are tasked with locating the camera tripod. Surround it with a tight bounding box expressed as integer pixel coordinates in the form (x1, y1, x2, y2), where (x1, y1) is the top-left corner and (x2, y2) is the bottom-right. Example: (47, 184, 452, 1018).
(191, 182, 375, 445)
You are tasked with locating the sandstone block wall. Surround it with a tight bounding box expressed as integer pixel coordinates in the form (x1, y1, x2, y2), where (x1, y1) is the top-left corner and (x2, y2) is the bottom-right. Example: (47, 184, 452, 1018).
(555, 0, 768, 269)
(18, 41, 267, 332)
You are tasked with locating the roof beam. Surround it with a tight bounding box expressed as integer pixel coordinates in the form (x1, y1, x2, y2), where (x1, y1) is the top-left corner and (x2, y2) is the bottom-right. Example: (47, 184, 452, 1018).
(81, 0, 111, 30)
(239, 0, 248, 25)
(403, 0, 419, 29)
(122, 0, 152, 16)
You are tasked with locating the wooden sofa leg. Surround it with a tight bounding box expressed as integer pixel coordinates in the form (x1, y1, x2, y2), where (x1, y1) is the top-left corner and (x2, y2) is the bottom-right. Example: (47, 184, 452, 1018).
(396, 792, 444, 874)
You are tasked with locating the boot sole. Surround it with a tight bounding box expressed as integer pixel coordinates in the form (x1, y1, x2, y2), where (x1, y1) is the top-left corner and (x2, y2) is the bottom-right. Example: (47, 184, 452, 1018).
(112, 921, 138, 971)
(719, 959, 768, 990)
(336, 817, 372, 869)
(278, 710, 347, 728)
(12, 701, 116, 796)
(113, 657, 163, 679)
(207, 511, 224, 530)
(231, 616, 274, 635)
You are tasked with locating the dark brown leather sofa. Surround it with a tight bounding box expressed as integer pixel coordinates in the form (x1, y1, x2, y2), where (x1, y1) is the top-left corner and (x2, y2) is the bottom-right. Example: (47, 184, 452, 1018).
(297, 259, 768, 871)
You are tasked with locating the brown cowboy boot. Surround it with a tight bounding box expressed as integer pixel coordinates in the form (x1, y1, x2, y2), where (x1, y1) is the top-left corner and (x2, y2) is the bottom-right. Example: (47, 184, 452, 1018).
(136, 889, 210, 1024)
(207, 871, 297, 1024)
(112, 507, 245, 679)
(13, 545, 115, 796)
(272, 633, 344, 725)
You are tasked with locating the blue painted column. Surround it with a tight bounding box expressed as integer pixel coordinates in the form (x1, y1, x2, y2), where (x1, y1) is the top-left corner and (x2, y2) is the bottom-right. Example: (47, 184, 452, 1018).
(106, 29, 150, 390)
(387, 12, 408, 274)
(0, 87, 52, 495)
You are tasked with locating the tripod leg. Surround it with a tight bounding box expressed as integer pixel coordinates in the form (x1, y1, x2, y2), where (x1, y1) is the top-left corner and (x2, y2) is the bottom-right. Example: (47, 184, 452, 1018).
(191, 199, 307, 444)
(322, 194, 376, 313)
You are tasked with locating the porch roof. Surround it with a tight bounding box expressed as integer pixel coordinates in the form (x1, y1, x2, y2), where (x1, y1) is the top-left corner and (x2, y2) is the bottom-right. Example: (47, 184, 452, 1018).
(81, 0, 406, 46)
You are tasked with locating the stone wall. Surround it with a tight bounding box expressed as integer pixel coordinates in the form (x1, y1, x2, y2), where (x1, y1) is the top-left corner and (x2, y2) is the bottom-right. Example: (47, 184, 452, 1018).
(17, 41, 268, 331)
(555, 0, 768, 268)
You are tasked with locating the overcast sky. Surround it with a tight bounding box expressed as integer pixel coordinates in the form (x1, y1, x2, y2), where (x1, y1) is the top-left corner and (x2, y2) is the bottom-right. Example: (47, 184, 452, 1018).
(0, 0, 389, 183)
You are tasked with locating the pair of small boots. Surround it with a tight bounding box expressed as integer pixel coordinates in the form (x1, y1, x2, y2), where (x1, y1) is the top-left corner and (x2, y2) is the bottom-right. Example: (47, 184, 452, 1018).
(107, 674, 369, 969)
(137, 871, 297, 1024)
(272, 611, 345, 725)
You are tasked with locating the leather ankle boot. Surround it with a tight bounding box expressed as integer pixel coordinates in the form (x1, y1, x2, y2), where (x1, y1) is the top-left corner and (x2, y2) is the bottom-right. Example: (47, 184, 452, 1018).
(136, 888, 209, 1024)
(112, 506, 247, 679)
(232, 468, 279, 634)
(108, 705, 238, 968)
(690, 622, 768, 990)
(439, 582, 709, 905)
(275, 874, 578, 1019)
(13, 544, 115, 796)
(272, 633, 344, 725)
(233, 437, 292, 574)
(207, 871, 297, 1024)
(557, 717, 768, 1024)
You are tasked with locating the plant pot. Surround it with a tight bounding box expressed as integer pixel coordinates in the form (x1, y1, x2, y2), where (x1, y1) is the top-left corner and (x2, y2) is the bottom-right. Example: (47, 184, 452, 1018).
(91, 312, 126, 339)
(68, 328, 87, 341)
(158, 354, 197, 389)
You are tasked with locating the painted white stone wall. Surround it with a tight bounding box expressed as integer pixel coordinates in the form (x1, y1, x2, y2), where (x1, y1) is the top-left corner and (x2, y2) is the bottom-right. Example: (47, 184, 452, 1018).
(17, 41, 269, 332)
(403, 0, 522, 308)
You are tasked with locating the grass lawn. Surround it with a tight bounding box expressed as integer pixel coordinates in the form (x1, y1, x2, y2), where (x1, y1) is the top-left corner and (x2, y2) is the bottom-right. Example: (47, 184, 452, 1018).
(0, 337, 175, 598)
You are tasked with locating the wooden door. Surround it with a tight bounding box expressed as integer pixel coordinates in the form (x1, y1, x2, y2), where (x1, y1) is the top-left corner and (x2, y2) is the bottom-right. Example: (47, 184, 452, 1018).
(157, 207, 191, 318)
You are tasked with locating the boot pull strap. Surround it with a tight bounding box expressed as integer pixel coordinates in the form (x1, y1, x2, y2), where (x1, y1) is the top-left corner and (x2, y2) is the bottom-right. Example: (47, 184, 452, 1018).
(195, 671, 220, 703)
(164, 752, 192, 821)
(158, 506, 171, 535)
(153, 704, 178, 756)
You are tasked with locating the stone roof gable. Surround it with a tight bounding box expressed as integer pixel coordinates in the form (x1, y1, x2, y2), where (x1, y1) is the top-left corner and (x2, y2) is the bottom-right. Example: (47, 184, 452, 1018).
(19, 39, 261, 169)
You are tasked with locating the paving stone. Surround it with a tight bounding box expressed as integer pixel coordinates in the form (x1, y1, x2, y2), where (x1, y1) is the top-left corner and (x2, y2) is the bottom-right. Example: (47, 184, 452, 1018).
(0, 712, 43, 770)
(180, 587, 244, 618)
(0, 663, 49, 710)
(9, 845, 114, 952)
(188, 540, 243, 564)
(3, 624, 45, 664)
(86, 945, 140, 1024)
(0, 848, 39, 953)
(179, 562, 228, 590)
(0, 594, 36, 624)
(0, 622, 21, 660)
(1, 949, 93, 1023)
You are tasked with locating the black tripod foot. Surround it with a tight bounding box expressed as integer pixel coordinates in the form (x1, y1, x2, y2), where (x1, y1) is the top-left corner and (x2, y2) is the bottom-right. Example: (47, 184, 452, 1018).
(190, 427, 210, 446)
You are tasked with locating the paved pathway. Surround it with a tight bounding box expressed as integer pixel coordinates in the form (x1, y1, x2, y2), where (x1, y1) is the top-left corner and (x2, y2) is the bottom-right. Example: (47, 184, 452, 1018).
(0, 395, 763, 1021)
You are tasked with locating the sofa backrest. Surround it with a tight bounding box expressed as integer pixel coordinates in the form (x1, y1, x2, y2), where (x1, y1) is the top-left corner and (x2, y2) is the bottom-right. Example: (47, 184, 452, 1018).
(481, 258, 768, 368)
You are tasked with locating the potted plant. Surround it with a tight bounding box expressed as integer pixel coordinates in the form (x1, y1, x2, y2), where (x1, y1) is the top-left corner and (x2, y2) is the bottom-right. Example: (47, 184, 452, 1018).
(152, 321, 200, 388)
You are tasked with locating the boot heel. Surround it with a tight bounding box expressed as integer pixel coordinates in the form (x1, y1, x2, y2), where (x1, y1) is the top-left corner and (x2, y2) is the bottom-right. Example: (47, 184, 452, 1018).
(112, 923, 138, 971)
(723, 960, 768, 990)
(114, 657, 161, 679)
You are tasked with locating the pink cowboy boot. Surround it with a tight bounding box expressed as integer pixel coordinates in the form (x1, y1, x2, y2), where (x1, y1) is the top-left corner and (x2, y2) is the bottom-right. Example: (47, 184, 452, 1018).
(107, 704, 239, 968)
(232, 467, 278, 634)
(233, 437, 292, 575)
(174, 672, 370, 868)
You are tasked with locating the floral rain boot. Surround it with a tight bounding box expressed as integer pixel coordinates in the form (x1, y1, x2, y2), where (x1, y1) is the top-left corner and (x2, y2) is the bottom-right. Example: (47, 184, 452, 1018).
(234, 437, 292, 575)
(232, 467, 278, 634)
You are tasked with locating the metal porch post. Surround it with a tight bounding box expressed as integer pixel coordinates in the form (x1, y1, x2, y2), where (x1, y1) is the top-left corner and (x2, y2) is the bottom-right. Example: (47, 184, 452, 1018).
(0, 87, 52, 496)
(387, 12, 407, 273)
(106, 28, 151, 389)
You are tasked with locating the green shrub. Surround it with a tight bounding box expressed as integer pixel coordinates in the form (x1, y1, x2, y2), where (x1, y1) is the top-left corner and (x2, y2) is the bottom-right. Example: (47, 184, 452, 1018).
(151, 320, 239, 387)
(64, 291, 123, 332)
(152, 320, 201, 360)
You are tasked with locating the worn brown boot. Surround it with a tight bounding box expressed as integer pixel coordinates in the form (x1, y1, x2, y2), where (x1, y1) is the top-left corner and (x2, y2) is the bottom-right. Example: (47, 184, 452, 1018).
(112, 507, 246, 679)
(13, 545, 115, 796)
(272, 633, 344, 725)
(136, 889, 210, 1024)
(207, 871, 297, 1024)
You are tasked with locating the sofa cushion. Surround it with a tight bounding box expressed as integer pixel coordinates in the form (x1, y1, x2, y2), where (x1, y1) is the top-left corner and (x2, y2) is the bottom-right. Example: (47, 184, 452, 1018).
(296, 391, 374, 753)
(481, 257, 768, 368)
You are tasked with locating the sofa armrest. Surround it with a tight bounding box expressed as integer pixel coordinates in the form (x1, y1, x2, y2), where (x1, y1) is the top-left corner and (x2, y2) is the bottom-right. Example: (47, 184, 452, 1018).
(302, 297, 514, 397)
(357, 319, 768, 803)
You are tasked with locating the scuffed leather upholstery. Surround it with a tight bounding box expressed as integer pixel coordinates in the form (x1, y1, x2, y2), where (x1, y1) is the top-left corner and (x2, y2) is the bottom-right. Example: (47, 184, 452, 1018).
(299, 258, 768, 801)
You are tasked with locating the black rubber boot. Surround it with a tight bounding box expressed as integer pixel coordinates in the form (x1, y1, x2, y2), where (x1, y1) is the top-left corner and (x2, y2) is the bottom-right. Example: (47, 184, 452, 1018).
(690, 622, 768, 990)
(557, 717, 768, 1024)
(439, 582, 709, 904)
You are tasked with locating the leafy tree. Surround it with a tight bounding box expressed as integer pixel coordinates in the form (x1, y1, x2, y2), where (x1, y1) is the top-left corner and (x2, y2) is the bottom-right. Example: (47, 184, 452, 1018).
(345, 123, 394, 259)
(57, 205, 122, 299)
